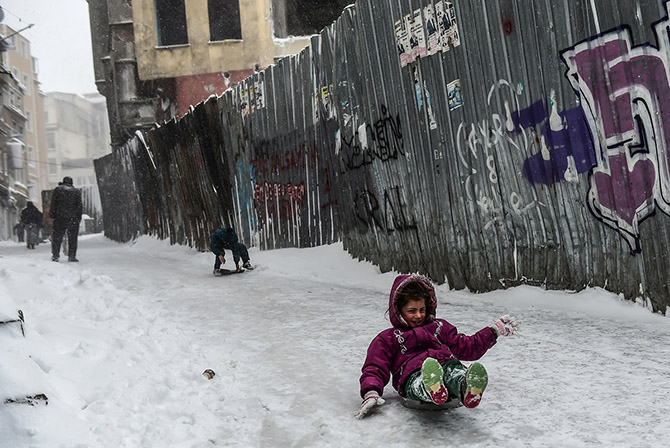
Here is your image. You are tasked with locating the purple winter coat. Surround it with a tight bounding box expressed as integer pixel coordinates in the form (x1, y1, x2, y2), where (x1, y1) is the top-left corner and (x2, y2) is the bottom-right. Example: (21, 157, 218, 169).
(359, 274, 498, 398)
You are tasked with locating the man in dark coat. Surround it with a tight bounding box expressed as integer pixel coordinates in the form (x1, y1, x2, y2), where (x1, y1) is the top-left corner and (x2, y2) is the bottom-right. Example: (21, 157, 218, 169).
(20, 201, 43, 249)
(49, 176, 82, 262)
(210, 227, 254, 275)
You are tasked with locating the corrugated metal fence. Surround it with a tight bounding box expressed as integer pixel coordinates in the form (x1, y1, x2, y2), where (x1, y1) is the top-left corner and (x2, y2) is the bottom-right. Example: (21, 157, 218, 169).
(95, 0, 670, 313)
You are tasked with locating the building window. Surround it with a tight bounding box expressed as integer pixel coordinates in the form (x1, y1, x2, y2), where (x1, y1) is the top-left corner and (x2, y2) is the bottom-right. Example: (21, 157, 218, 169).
(23, 74, 30, 95)
(32, 57, 39, 74)
(273, 0, 350, 37)
(48, 158, 58, 175)
(26, 111, 32, 131)
(20, 40, 27, 58)
(28, 146, 35, 166)
(12, 120, 23, 135)
(28, 183, 37, 200)
(15, 168, 24, 184)
(208, 0, 242, 41)
(47, 132, 56, 150)
(155, 0, 188, 46)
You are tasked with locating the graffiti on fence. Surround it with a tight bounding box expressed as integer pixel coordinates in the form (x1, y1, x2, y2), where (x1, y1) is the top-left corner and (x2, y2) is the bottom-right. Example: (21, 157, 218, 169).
(254, 181, 307, 204)
(235, 160, 257, 226)
(562, 2, 670, 252)
(520, 97, 596, 186)
(336, 105, 406, 170)
(250, 131, 337, 227)
(252, 140, 317, 179)
(353, 186, 418, 234)
(457, 79, 548, 225)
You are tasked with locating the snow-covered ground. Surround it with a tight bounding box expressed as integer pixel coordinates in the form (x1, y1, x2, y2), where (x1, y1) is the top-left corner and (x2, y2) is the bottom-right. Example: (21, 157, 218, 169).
(1, 234, 669, 448)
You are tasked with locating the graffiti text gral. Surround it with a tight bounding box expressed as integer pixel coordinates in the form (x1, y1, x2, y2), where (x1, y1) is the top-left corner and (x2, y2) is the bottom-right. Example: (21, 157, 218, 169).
(353, 186, 417, 233)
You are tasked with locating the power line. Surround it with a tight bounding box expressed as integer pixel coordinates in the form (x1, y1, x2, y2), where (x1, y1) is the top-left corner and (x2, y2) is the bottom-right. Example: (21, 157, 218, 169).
(9, 156, 96, 170)
(2, 6, 30, 25)
(0, 6, 31, 23)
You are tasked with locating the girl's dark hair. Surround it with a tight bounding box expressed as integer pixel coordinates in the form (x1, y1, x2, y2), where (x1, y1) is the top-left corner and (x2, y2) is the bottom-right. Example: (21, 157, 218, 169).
(395, 282, 435, 318)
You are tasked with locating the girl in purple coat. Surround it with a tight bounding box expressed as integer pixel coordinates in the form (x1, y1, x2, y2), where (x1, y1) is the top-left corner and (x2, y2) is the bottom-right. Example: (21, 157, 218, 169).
(355, 274, 519, 419)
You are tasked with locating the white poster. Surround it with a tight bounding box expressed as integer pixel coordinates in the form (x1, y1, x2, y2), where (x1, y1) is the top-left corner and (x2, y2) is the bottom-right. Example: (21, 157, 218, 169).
(395, 18, 413, 67)
(436, 1, 461, 51)
(408, 9, 428, 59)
(423, 4, 440, 56)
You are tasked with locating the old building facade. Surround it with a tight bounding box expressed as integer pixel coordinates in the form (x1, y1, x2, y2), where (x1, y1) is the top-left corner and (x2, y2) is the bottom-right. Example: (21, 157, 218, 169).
(0, 23, 47, 239)
(44, 91, 111, 223)
(87, 0, 350, 147)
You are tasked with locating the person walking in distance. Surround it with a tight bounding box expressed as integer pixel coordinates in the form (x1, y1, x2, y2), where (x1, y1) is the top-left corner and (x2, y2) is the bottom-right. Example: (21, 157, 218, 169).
(50, 176, 82, 262)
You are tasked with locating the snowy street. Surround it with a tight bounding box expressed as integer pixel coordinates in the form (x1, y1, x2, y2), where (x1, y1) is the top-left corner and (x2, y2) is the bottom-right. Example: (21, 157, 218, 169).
(2, 234, 670, 447)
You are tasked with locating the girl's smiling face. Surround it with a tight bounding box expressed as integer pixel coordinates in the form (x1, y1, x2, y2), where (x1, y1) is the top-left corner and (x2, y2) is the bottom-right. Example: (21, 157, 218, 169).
(400, 298, 426, 328)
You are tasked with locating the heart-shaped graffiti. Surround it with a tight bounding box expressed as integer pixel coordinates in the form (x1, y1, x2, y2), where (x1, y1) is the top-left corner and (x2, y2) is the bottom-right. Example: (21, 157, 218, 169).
(592, 154, 655, 227)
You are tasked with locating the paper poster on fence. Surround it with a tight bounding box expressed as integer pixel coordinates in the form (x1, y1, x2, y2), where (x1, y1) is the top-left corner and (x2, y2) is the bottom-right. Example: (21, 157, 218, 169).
(447, 78, 463, 111)
(407, 10, 427, 59)
(423, 4, 440, 56)
(412, 65, 423, 111)
(436, 1, 461, 51)
(254, 79, 265, 110)
(238, 83, 250, 117)
(445, 2, 461, 49)
(395, 18, 413, 67)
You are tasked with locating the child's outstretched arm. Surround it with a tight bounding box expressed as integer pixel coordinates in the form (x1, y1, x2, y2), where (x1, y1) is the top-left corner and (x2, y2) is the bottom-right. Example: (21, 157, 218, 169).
(490, 314, 521, 337)
(440, 315, 521, 360)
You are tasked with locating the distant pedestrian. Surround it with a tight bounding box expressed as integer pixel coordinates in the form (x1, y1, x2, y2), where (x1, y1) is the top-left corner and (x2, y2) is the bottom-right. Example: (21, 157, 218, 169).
(13, 221, 24, 243)
(49, 176, 82, 262)
(20, 201, 43, 249)
(210, 226, 254, 275)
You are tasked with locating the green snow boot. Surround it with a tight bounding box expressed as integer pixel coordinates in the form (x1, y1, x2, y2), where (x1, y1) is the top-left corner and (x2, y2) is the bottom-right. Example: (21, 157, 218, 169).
(421, 357, 449, 405)
(462, 362, 488, 408)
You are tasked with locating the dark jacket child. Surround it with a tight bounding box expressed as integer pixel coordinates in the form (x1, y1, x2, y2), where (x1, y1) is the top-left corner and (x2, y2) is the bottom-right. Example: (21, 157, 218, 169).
(355, 274, 519, 419)
(14, 222, 25, 243)
(210, 227, 254, 275)
(20, 202, 43, 249)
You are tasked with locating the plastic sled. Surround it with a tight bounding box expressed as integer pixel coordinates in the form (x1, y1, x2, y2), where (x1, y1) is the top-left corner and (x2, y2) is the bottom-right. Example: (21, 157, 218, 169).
(402, 397, 462, 411)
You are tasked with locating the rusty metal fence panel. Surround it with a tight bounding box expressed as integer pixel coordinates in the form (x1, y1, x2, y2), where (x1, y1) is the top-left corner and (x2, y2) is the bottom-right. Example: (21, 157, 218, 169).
(95, 0, 670, 313)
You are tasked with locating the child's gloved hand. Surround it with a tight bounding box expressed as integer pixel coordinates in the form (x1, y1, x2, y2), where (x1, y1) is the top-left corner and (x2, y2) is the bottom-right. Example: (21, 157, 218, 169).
(491, 314, 520, 336)
(353, 391, 385, 419)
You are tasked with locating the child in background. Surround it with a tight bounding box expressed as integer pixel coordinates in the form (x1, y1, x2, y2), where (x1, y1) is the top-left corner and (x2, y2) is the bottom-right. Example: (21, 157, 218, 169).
(210, 227, 254, 275)
(355, 274, 519, 419)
